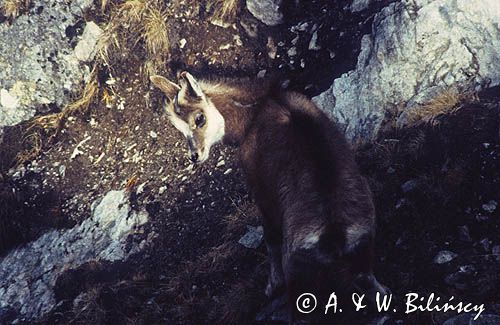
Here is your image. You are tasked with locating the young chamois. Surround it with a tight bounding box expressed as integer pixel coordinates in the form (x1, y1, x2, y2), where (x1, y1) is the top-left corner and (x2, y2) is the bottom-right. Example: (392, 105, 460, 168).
(150, 72, 388, 322)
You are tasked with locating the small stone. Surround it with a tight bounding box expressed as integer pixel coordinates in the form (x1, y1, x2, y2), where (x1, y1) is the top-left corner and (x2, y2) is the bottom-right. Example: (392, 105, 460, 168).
(401, 179, 418, 193)
(287, 47, 297, 57)
(433, 250, 458, 264)
(257, 70, 267, 79)
(482, 200, 497, 213)
(308, 31, 321, 51)
(246, 0, 283, 26)
(238, 225, 264, 249)
(216, 160, 225, 168)
(224, 168, 233, 175)
(58, 165, 66, 178)
(74, 21, 103, 62)
(350, 0, 372, 12)
(179, 38, 187, 49)
(267, 37, 277, 59)
(149, 131, 158, 139)
(158, 186, 167, 195)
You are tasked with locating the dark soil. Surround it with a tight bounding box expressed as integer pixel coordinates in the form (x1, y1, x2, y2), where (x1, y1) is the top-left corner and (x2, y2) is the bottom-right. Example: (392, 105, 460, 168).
(0, 0, 498, 324)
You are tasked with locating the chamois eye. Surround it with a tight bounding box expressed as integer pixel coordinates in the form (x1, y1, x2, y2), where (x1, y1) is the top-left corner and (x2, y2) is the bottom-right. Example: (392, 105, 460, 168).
(195, 113, 205, 128)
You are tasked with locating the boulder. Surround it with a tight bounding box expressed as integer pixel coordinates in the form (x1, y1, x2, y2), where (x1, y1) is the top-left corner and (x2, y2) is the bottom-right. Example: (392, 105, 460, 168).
(246, 0, 283, 26)
(0, 190, 148, 321)
(314, 0, 500, 142)
(0, 0, 98, 131)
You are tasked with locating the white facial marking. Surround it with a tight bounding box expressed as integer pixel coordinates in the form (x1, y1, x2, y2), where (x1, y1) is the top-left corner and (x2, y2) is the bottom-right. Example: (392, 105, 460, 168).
(198, 98, 225, 163)
(165, 104, 192, 138)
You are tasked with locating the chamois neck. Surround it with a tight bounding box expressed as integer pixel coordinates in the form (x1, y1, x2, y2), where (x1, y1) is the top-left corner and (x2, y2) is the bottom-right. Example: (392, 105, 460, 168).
(204, 82, 267, 145)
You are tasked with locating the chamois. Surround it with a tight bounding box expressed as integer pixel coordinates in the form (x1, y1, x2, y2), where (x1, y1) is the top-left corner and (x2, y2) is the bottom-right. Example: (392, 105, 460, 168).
(150, 72, 388, 322)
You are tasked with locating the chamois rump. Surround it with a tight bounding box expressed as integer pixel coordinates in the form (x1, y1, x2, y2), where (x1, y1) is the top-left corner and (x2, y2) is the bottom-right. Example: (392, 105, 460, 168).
(150, 72, 387, 321)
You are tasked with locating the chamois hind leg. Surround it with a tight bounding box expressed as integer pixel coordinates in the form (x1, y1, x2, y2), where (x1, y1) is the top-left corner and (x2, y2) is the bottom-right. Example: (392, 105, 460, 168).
(263, 219, 285, 297)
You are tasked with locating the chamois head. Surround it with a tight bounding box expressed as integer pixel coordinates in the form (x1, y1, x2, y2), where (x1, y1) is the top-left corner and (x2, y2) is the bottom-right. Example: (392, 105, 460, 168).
(150, 72, 225, 163)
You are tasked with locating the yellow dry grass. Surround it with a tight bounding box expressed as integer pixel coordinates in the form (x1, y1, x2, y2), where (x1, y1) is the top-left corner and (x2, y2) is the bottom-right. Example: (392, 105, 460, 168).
(1, 0, 29, 20)
(144, 5, 169, 58)
(18, 0, 171, 163)
(208, 0, 240, 23)
(100, 0, 108, 12)
(406, 89, 464, 126)
(15, 131, 42, 166)
(26, 66, 99, 151)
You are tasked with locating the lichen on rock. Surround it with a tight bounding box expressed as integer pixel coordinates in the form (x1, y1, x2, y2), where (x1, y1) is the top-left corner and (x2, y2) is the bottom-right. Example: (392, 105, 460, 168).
(0, 0, 101, 131)
(314, 0, 500, 142)
(0, 189, 148, 321)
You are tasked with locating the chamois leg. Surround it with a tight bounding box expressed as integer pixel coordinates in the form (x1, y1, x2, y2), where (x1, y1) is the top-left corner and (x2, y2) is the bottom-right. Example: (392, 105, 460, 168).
(263, 221, 285, 297)
(349, 236, 390, 300)
(283, 248, 325, 324)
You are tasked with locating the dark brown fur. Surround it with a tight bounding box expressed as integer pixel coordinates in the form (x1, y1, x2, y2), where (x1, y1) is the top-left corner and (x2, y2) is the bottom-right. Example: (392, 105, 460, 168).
(151, 73, 386, 322)
(205, 80, 384, 322)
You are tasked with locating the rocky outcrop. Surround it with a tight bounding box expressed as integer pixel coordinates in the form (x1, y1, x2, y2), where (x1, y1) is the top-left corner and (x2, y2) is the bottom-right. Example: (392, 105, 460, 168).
(0, 0, 101, 133)
(0, 190, 148, 321)
(246, 0, 283, 26)
(314, 0, 500, 142)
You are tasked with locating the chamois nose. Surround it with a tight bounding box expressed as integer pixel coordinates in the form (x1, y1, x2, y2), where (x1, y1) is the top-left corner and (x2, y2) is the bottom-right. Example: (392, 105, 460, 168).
(190, 152, 199, 163)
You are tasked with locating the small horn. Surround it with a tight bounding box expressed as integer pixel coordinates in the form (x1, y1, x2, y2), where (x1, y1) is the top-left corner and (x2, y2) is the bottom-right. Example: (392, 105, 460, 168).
(180, 72, 204, 98)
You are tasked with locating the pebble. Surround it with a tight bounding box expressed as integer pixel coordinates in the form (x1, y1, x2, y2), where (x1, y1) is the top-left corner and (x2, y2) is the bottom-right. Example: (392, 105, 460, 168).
(216, 160, 225, 168)
(179, 38, 187, 49)
(287, 47, 297, 57)
(238, 225, 264, 249)
(482, 200, 497, 213)
(433, 250, 458, 264)
(401, 179, 418, 193)
(224, 168, 233, 175)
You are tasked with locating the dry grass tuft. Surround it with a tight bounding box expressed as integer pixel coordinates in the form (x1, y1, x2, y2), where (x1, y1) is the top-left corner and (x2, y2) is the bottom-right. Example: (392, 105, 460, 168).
(143, 4, 169, 69)
(70, 287, 107, 324)
(15, 131, 42, 166)
(100, 0, 108, 12)
(1, 0, 29, 20)
(406, 89, 464, 126)
(208, 0, 240, 24)
(23, 66, 99, 160)
(98, 0, 169, 76)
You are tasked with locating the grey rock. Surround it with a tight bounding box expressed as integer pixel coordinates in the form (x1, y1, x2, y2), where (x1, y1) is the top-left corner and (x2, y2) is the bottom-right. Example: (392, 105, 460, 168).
(0, 0, 96, 131)
(482, 200, 497, 213)
(313, 0, 500, 142)
(246, 0, 283, 26)
(401, 179, 418, 193)
(308, 31, 321, 51)
(433, 250, 458, 264)
(0, 190, 148, 320)
(73, 21, 103, 62)
(351, 0, 373, 12)
(238, 225, 264, 249)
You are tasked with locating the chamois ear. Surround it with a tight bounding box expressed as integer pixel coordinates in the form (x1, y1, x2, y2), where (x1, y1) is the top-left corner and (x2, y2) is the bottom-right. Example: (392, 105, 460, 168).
(150, 75, 181, 100)
(179, 71, 204, 98)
